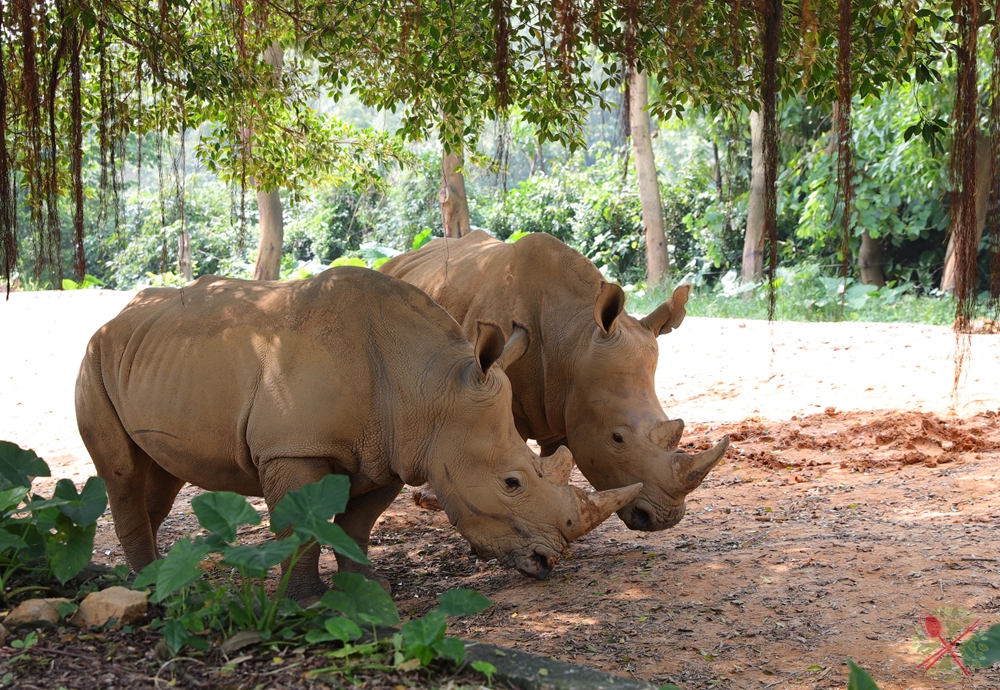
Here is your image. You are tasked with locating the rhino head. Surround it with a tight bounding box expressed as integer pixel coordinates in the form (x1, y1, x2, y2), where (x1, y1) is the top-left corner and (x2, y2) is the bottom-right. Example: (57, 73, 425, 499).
(427, 323, 643, 579)
(563, 283, 729, 531)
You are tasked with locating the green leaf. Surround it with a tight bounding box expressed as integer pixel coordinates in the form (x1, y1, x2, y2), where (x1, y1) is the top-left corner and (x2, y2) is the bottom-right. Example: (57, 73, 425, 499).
(433, 636, 466, 664)
(323, 616, 363, 643)
(151, 538, 212, 603)
(963, 623, 1000, 666)
(321, 572, 399, 627)
(44, 515, 96, 584)
(0, 486, 29, 513)
(163, 618, 191, 655)
(270, 474, 351, 533)
(54, 477, 107, 527)
(402, 609, 447, 650)
(305, 521, 370, 565)
(191, 491, 260, 543)
(437, 589, 491, 617)
(0, 442, 50, 489)
(0, 527, 28, 552)
(847, 659, 880, 690)
(412, 227, 433, 250)
(221, 539, 299, 577)
(133, 559, 164, 590)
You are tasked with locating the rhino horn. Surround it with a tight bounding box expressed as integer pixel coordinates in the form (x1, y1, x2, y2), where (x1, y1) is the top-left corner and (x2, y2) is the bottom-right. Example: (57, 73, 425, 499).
(673, 437, 730, 493)
(650, 418, 685, 450)
(639, 283, 691, 336)
(564, 483, 644, 541)
(539, 445, 574, 485)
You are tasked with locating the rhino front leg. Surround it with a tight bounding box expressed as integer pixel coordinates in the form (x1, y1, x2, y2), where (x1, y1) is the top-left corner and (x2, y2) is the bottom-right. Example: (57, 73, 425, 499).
(334, 481, 404, 590)
(260, 458, 333, 602)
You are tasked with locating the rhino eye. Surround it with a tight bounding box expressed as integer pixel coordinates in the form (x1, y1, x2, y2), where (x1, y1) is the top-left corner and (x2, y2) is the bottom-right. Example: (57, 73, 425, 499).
(505, 477, 521, 489)
(612, 433, 624, 444)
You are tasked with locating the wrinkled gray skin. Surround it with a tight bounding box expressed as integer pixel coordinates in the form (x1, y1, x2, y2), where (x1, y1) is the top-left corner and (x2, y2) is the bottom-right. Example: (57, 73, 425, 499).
(75, 267, 641, 600)
(381, 231, 729, 531)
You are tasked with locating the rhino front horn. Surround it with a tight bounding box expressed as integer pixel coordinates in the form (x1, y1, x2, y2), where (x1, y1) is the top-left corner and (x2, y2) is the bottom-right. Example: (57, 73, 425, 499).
(674, 437, 730, 493)
(650, 418, 685, 450)
(565, 482, 643, 541)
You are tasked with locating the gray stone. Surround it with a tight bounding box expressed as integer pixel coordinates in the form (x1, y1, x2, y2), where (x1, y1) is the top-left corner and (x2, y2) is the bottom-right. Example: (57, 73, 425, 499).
(69, 586, 147, 629)
(463, 641, 658, 690)
(4, 598, 71, 628)
(0, 622, 8, 646)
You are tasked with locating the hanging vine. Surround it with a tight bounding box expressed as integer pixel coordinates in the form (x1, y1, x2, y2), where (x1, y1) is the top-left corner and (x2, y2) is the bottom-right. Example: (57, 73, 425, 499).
(836, 0, 855, 314)
(761, 0, 782, 321)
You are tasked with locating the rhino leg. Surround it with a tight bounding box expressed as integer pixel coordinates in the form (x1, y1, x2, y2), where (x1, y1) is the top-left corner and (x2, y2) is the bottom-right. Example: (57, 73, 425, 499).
(144, 462, 186, 558)
(261, 458, 333, 602)
(78, 378, 159, 573)
(334, 481, 404, 591)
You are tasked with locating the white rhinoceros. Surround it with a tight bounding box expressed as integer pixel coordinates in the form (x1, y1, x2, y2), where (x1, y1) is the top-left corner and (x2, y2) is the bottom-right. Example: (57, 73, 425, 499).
(380, 231, 728, 531)
(75, 267, 640, 600)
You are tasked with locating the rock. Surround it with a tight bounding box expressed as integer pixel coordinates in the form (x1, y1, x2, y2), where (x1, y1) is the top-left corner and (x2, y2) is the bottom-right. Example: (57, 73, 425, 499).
(0, 622, 8, 646)
(69, 586, 147, 629)
(4, 598, 71, 628)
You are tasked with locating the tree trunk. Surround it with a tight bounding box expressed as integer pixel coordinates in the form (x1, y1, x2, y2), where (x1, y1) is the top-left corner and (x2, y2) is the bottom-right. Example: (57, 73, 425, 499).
(857, 230, 885, 286)
(439, 145, 471, 238)
(253, 42, 285, 281)
(941, 130, 991, 293)
(742, 110, 765, 283)
(630, 69, 669, 287)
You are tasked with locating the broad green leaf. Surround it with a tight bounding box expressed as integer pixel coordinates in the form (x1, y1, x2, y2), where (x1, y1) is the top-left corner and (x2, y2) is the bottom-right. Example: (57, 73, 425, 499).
(401, 610, 448, 666)
(191, 491, 260, 543)
(305, 521, 370, 565)
(270, 474, 351, 533)
(44, 515, 96, 584)
(0, 486, 29, 513)
(321, 572, 399, 627)
(54, 477, 108, 527)
(221, 539, 299, 577)
(847, 659, 880, 690)
(437, 589, 491, 617)
(163, 618, 192, 655)
(0, 442, 50, 489)
(133, 559, 164, 590)
(0, 527, 28, 552)
(963, 623, 1000, 667)
(151, 538, 213, 603)
(323, 616, 363, 642)
(433, 636, 466, 664)
(412, 227, 433, 250)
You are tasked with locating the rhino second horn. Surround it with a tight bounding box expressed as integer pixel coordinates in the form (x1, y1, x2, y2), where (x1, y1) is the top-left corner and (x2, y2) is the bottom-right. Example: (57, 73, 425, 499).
(540, 445, 574, 485)
(565, 482, 644, 541)
(676, 437, 730, 493)
(650, 418, 685, 450)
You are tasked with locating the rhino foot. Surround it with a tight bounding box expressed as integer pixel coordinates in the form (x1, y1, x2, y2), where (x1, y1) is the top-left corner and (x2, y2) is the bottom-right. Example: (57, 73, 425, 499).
(411, 485, 443, 511)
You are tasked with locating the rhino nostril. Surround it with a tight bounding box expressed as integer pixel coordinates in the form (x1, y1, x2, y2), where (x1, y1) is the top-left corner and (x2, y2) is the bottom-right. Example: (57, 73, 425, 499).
(630, 507, 652, 530)
(531, 551, 553, 580)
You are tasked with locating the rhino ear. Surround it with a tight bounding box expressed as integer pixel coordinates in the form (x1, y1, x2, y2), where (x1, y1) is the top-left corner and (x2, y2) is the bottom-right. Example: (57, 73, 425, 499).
(639, 283, 691, 336)
(475, 322, 530, 376)
(594, 282, 626, 335)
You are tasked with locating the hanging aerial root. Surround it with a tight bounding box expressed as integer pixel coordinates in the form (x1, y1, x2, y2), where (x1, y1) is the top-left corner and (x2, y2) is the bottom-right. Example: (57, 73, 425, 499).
(761, 0, 782, 321)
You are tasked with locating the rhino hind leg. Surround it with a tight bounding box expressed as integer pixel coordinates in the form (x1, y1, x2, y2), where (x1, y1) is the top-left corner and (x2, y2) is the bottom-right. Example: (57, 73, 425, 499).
(334, 481, 404, 592)
(144, 462, 186, 557)
(77, 365, 160, 573)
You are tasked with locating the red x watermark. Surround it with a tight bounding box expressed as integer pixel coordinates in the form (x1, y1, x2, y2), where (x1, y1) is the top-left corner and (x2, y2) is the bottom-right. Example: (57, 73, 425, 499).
(916, 613, 981, 678)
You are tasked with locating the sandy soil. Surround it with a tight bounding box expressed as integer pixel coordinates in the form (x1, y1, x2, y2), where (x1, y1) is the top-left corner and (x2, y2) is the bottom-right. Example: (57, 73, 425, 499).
(3, 289, 1000, 690)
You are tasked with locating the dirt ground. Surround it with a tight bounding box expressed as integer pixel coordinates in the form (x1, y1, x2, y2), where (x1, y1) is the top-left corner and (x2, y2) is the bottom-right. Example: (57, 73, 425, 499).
(3, 289, 1000, 690)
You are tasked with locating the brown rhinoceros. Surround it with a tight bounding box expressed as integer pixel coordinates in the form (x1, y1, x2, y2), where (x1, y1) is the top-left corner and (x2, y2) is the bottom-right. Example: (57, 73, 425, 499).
(75, 267, 641, 600)
(380, 230, 728, 531)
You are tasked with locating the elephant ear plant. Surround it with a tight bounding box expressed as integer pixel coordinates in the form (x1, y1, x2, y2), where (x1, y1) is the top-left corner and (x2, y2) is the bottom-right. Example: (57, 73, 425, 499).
(134, 473, 491, 665)
(0, 441, 107, 596)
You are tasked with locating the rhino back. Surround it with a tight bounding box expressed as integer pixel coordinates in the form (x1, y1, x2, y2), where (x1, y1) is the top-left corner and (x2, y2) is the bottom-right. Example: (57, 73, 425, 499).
(381, 231, 607, 444)
(89, 268, 468, 490)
